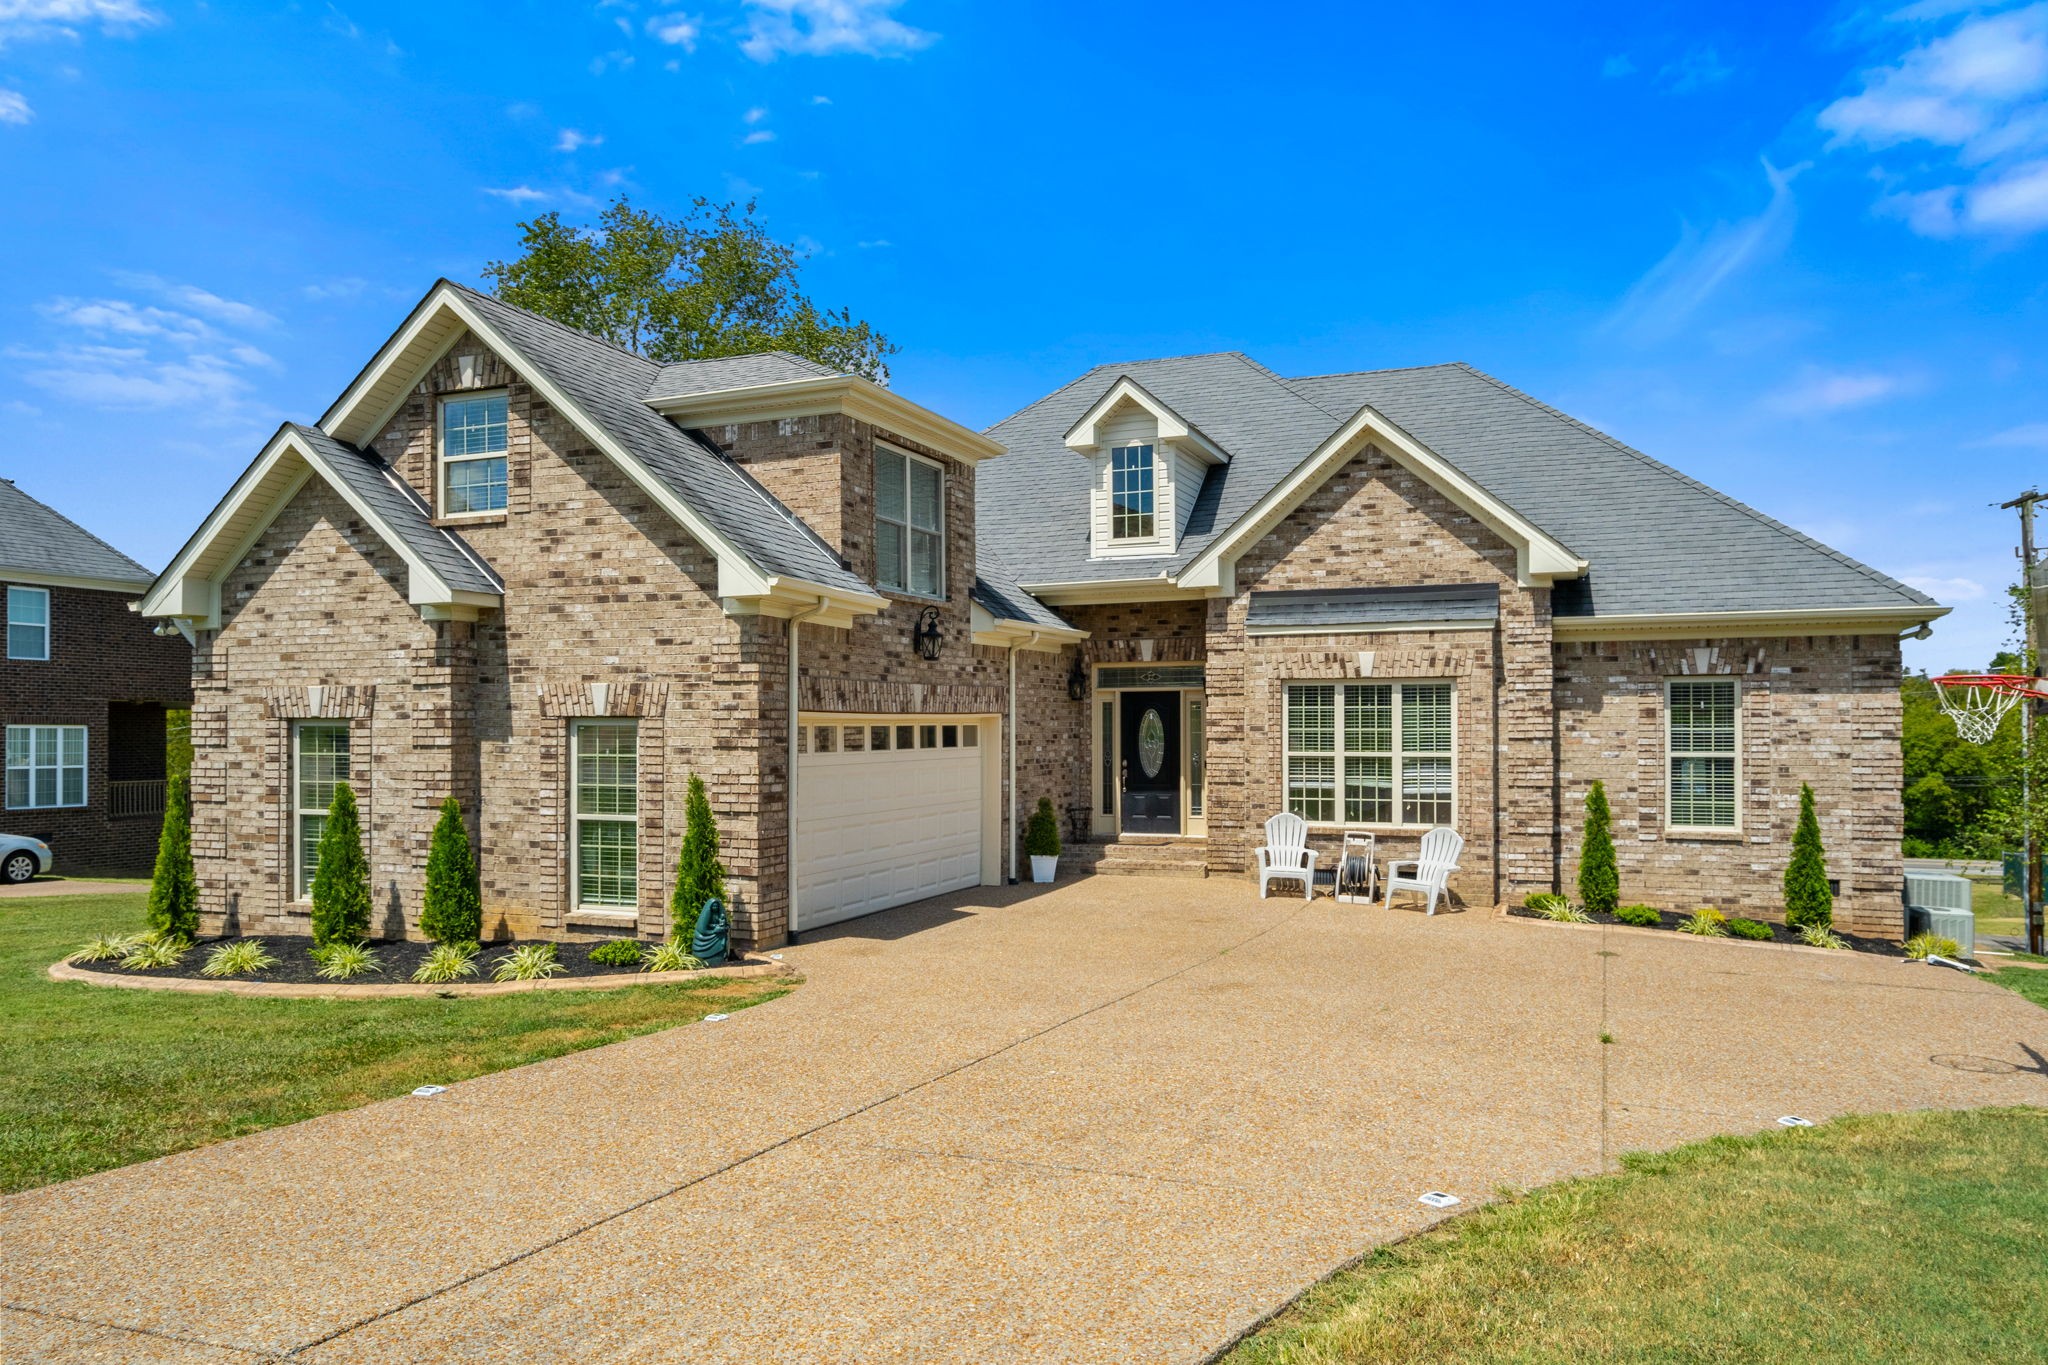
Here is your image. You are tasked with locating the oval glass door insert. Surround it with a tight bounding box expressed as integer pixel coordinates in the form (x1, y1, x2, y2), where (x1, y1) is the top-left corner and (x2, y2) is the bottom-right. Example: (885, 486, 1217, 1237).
(1138, 708, 1166, 778)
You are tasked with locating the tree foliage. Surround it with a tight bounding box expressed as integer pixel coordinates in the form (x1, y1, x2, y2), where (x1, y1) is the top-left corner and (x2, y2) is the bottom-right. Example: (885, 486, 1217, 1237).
(484, 195, 897, 381)
(420, 796, 482, 945)
(1784, 783, 1834, 930)
(671, 774, 727, 940)
(1902, 653, 2027, 858)
(145, 772, 198, 941)
(1577, 780, 1619, 914)
(310, 782, 372, 947)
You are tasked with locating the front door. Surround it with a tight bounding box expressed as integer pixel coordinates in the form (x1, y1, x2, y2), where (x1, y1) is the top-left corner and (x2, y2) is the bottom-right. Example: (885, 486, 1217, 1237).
(1119, 691, 1182, 834)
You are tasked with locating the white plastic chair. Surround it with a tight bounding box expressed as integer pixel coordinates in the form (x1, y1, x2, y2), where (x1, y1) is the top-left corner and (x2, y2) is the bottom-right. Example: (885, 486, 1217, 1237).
(1257, 811, 1318, 900)
(1383, 827, 1464, 915)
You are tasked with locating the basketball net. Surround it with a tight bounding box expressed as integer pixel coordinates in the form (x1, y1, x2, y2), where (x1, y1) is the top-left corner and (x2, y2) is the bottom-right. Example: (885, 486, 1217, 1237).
(1932, 674, 2047, 745)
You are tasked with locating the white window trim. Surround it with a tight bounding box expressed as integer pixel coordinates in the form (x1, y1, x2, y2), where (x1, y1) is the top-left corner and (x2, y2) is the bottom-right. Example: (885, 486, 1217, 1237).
(1283, 681, 1457, 831)
(874, 443, 947, 599)
(1665, 677, 1741, 833)
(6, 585, 50, 661)
(571, 718, 640, 913)
(291, 721, 350, 901)
(438, 389, 510, 518)
(1109, 443, 1158, 542)
(5, 724, 87, 810)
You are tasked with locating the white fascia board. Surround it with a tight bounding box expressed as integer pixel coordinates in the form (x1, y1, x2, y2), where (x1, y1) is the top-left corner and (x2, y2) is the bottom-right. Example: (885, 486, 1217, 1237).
(1551, 605, 1951, 641)
(1019, 575, 1217, 607)
(1244, 618, 1496, 638)
(1062, 376, 1228, 464)
(1178, 404, 1587, 592)
(649, 374, 1006, 465)
(970, 601, 1087, 649)
(141, 429, 304, 625)
(0, 569, 155, 594)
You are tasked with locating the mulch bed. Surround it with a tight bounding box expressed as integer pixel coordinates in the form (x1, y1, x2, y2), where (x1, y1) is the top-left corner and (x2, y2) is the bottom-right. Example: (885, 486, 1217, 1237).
(69, 935, 706, 986)
(1505, 906, 1908, 957)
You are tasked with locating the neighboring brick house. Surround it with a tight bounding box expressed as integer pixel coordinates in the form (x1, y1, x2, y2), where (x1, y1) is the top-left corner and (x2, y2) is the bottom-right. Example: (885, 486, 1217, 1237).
(141, 282, 1943, 946)
(1, 478, 191, 876)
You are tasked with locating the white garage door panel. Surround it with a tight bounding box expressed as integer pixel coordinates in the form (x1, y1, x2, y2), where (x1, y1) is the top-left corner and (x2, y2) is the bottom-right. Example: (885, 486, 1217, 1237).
(795, 729, 983, 931)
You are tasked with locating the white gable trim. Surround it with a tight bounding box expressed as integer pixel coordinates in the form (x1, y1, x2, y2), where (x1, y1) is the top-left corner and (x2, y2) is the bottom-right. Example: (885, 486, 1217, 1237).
(1063, 376, 1228, 465)
(970, 601, 1087, 650)
(1177, 403, 1587, 593)
(139, 426, 502, 629)
(318, 284, 886, 621)
(648, 374, 1006, 466)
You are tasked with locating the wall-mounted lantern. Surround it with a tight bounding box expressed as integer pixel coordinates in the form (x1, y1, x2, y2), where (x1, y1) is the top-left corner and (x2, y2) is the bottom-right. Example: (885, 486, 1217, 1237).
(913, 606, 943, 661)
(1067, 655, 1088, 701)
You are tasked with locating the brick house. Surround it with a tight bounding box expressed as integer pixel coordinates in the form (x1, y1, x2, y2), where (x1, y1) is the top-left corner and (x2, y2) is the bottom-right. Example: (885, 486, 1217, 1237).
(140, 282, 1943, 945)
(2, 478, 191, 877)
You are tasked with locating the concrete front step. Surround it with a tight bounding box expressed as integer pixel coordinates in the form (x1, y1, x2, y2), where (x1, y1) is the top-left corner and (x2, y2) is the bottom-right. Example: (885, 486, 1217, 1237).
(1067, 842, 1210, 879)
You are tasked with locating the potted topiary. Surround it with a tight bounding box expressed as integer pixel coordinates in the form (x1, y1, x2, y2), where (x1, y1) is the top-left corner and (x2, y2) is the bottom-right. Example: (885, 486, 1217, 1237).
(1025, 797, 1061, 883)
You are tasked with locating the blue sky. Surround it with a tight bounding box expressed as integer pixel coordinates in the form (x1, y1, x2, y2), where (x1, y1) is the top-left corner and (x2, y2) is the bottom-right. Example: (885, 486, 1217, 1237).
(2, 1, 2044, 673)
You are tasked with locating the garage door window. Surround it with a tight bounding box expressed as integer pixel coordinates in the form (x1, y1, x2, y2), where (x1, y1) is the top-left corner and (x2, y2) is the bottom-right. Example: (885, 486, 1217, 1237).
(573, 720, 638, 909)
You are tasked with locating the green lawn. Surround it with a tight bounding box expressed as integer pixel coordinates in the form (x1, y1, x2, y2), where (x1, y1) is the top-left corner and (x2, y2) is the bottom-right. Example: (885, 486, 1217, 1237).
(0, 891, 795, 1194)
(1971, 875, 2024, 942)
(1223, 1107, 2048, 1365)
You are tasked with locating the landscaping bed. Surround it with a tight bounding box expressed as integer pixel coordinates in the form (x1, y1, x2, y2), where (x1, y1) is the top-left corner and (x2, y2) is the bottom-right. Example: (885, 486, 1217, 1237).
(1505, 904, 1907, 956)
(66, 933, 727, 986)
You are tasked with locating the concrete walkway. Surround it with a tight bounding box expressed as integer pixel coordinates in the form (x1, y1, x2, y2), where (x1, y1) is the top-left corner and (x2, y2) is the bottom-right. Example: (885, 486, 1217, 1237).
(5, 879, 2044, 1363)
(0, 876, 148, 900)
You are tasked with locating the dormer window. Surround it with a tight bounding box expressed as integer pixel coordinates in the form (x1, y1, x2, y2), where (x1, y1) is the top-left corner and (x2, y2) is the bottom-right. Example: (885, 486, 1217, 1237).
(440, 393, 508, 515)
(1111, 445, 1156, 540)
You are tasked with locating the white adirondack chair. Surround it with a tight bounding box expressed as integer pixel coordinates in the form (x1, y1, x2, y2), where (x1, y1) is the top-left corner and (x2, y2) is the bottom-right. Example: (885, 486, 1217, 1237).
(1383, 827, 1464, 915)
(1257, 811, 1318, 900)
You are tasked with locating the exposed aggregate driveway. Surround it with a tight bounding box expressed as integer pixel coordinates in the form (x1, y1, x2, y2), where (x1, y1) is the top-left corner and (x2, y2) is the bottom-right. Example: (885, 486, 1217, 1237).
(5, 877, 2044, 1362)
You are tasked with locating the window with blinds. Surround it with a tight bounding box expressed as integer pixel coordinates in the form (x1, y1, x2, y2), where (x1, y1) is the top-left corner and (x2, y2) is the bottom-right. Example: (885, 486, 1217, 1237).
(1667, 679, 1737, 829)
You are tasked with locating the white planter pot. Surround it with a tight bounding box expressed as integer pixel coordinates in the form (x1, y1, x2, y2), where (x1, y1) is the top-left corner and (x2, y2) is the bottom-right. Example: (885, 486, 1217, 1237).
(1030, 854, 1058, 884)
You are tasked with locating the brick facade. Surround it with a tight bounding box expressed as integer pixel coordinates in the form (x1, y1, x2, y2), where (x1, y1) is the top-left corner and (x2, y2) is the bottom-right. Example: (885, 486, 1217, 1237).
(0, 580, 189, 874)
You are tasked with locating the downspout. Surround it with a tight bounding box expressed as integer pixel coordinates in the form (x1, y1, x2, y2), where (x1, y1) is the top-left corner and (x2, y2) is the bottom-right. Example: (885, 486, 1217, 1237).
(1006, 631, 1044, 883)
(786, 597, 831, 939)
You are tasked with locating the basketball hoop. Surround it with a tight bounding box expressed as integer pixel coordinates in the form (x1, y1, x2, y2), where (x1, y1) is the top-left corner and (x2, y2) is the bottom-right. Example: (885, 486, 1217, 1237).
(1932, 674, 2048, 744)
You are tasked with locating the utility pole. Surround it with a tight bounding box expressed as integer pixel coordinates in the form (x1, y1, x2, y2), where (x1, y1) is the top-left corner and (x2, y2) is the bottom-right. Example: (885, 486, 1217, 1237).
(2002, 490, 2046, 955)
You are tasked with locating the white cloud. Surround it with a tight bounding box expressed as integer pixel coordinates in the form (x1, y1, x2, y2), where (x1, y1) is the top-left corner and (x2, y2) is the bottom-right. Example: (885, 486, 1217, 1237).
(1601, 54, 1634, 78)
(1906, 574, 1988, 601)
(742, 129, 775, 144)
(1822, 3, 2048, 236)
(1660, 45, 1733, 93)
(1977, 420, 2048, 447)
(0, 87, 29, 123)
(589, 48, 634, 74)
(483, 185, 549, 204)
(40, 296, 213, 343)
(12, 273, 277, 415)
(1603, 159, 1800, 343)
(110, 271, 275, 328)
(1762, 367, 1906, 416)
(744, 105, 768, 123)
(301, 277, 369, 302)
(740, 0, 935, 61)
(555, 127, 603, 152)
(811, 93, 832, 104)
(647, 12, 699, 50)
(857, 238, 891, 248)
(0, 0, 161, 47)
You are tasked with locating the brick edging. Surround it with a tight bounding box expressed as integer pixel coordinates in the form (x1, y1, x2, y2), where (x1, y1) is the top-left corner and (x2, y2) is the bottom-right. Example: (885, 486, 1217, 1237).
(46, 954, 794, 999)
(1488, 905, 1890, 958)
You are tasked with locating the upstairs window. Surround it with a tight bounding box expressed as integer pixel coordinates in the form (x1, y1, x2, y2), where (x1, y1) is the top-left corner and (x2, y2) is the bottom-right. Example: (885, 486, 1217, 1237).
(1110, 444, 1156, 540)
(440, 393, 508, 515)
(876, 446, 944, 597)
(6, 586, 49, 660)
(1668, 680, 1737, 829)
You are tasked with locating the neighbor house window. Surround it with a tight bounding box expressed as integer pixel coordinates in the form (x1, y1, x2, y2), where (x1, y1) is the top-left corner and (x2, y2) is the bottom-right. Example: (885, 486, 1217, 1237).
(876, 446, 944, 596)
(1285, 683, 1454, 826)
(6, 725, 86, 810)
(6, 586, 49, 660)
(1668, 679, 1737, 829)
(1110, 444, 1155, 540)
(293, 722, 349, 899)
(573, 720, 638, 909)
(440, 392, 509, 515)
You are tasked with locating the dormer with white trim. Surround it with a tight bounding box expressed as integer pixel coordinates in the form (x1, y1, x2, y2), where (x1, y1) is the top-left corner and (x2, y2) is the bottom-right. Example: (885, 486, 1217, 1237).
(1063, 377, 1228, 560)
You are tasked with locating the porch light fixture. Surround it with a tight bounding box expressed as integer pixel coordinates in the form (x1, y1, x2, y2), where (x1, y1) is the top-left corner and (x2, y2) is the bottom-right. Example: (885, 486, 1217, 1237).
(1067, 655, 1088, 701)
(913, 606, 943, 660)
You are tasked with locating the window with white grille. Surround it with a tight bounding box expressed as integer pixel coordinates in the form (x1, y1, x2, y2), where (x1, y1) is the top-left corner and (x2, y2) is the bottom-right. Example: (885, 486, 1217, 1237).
(1668, 679, 1737, 829)
(1285, 682, 1454, 826)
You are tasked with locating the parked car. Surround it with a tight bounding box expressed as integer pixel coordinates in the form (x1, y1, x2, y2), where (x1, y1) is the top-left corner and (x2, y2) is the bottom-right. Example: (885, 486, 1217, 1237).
(1, 834, 54, 884)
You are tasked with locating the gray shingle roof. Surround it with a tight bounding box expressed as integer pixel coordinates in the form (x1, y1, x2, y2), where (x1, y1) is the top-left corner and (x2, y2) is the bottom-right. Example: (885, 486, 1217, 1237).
(644, 351, 844, 401)
(978, 355, 1936, 620)
(972, 556, 1077, 633)
(1247, 583, 1499, 632)
(287, 425, 502, 596)
(0, 477, 154, 587)
(448, 285, 872, 598)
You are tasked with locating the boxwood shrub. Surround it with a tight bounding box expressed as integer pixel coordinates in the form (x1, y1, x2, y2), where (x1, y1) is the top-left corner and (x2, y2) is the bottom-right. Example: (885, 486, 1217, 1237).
(1614, 904, 1661, 928)
(1727, 917, 1773, 940)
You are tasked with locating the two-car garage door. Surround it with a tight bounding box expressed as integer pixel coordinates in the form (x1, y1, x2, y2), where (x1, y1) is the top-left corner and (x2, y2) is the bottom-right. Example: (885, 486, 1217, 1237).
(793, 717, 989, 932)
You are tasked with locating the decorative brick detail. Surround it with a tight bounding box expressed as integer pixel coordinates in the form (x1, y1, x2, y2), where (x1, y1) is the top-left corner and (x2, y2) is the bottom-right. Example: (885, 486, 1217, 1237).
(800, 676, 1007, 715)
(536, 680, 672, 718)
(261, 685, 376, 719)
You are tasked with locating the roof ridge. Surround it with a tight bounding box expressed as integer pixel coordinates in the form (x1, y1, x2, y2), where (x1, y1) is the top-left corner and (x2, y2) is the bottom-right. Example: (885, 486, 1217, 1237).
(0, 477, 152, 578)
(1287, 361, 1468, 382)
(1228, 352, 1349, 421)
(1447, 363, 1934, 605)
